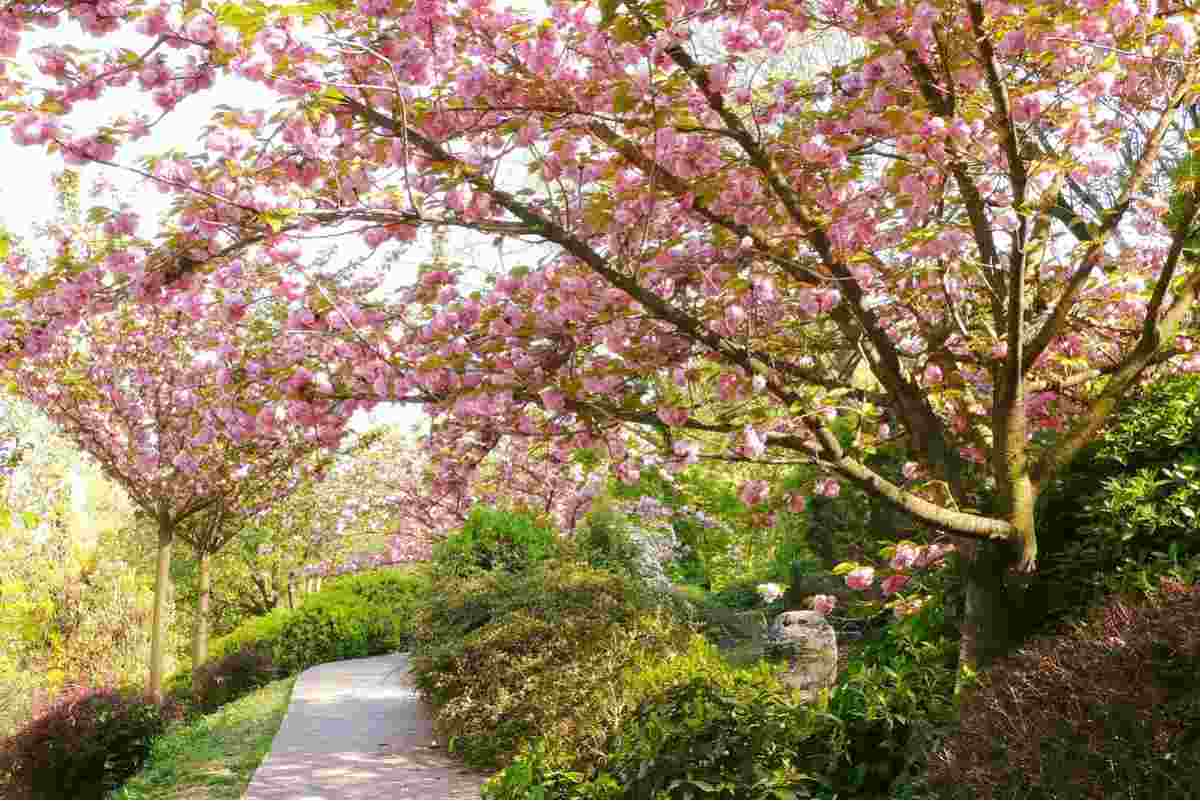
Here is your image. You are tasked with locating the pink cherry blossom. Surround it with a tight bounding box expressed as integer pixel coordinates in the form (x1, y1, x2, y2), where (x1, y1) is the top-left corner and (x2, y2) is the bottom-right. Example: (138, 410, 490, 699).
(738, 479, 770, 507)
(810, 594, 836, 616)
(814, 477, 841, 498)
(846, 566, 876, 591)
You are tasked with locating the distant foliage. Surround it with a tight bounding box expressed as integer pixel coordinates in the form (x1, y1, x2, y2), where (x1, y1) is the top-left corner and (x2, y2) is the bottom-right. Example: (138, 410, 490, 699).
(573, 502, 643, 577)
(198, 567, 430, 699)
(432, 506, 559, 578)
(0, 686, 180, 800)
(930, 582, 1200, 798)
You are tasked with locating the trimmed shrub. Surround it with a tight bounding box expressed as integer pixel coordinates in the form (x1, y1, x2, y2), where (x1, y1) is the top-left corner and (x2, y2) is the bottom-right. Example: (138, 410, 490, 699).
(929, 582, 1200, 798)
(272, 595, 373, 673)
(432, 505, 559, 578)
(0, 686, 180, 799)
(325, 567, 431, 610)
(192, 646, 279, 713)
(209, 606, 294, 663)
(199, 567, 430, 688)
(411, 560, 696, 769)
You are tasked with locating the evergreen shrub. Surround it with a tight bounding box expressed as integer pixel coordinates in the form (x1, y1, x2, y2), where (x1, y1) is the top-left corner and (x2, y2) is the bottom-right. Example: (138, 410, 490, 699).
(432, 505, 559, 578)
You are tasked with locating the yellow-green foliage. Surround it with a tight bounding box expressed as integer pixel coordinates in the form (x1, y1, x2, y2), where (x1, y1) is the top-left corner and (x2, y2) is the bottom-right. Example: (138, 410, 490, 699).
(483, 636, 844, 800)
(411, 560, 697, 770)
(200, 567, 431, 685)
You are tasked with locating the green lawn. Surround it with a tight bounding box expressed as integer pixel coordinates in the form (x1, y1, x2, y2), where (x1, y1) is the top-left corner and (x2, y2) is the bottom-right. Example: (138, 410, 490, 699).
(112, 677, 295, 800)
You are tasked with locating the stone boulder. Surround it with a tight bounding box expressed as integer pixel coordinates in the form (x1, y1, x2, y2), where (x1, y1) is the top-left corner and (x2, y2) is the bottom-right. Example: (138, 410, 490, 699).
(766, 610, 838, 703)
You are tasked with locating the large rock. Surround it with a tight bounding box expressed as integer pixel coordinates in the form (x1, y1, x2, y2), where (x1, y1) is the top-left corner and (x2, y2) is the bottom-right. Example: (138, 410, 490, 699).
(766, 610, 838, 703)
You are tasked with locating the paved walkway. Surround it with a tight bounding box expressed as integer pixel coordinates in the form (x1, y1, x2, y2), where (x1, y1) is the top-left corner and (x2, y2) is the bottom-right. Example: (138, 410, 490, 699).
(244, 653, 486, 800)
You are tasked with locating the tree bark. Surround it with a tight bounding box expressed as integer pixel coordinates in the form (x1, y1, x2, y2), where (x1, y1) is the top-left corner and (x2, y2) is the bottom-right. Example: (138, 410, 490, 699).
(956, 538, 1013, 677)
(805, 496, 838, 568)
(149, 520, 174, 702)
(191, 549, 211, 671)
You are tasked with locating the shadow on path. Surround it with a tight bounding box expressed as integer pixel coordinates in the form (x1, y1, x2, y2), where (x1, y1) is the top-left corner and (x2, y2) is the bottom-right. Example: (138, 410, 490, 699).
(244, 653, 485, 800)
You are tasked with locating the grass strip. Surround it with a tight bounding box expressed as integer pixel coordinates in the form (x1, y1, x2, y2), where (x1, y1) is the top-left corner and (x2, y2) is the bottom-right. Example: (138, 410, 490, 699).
(112, 677, 295, 800)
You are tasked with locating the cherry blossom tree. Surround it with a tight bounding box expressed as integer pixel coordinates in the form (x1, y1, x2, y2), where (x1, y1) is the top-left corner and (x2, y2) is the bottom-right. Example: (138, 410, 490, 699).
(6, 0, 1200, 669)
(11, 300, 349, 698)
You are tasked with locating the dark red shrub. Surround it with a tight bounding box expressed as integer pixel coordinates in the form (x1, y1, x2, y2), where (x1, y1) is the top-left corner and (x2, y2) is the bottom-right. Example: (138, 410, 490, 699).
(929, 584, 1200, 798)
(0, 685, 180, 799)
(192, 646, 278, 713)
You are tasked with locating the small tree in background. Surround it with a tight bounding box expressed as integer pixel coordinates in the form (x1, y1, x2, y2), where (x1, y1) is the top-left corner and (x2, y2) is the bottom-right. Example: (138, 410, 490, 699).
(12, 300, 349, 698)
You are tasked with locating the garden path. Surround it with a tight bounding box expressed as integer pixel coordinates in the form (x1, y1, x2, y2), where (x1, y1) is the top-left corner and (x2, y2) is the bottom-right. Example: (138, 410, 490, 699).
(243, 653, 485, 800)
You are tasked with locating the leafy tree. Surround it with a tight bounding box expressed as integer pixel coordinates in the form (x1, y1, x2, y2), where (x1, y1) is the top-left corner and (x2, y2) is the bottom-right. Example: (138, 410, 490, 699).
(6, 0, 1200, 671)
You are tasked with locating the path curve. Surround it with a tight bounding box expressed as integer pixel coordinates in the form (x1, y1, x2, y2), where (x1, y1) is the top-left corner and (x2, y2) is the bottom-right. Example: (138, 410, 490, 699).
(244, 653, 486, 800)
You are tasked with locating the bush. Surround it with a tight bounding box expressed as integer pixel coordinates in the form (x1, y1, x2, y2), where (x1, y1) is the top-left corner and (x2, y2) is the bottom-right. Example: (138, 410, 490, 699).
(1032, 375, 1200, 634)
(0, 686, 180, 799)
(209, 606, 294, 663)
(272, 595, 374, 673)
(412, 560, 696, 770)
(600, 640, 842, 799)
(192, 646, 279, 714)
(828, 603, 958, 798)
(485, 638, 845, 799)
(195, 567, 430, 699)
(432, 506, 559, 578)
(929, 582, 1200, 798)
(325, 567, 431, 610)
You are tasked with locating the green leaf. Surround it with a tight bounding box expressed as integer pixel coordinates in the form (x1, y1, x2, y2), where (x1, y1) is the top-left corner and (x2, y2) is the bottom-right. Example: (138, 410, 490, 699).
(260, 209, 296, 233)
(613, 83, 637, 114)
(599, 0, 621, 26)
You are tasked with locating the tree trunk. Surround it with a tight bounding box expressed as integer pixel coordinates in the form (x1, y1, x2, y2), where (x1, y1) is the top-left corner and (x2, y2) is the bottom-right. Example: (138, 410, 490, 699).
(806, 497, 837, 569)
(192, 549, 211, 671)
(956, 538, 1012, 676)
(286, 571, 296, 610)
(955, 473, 1037, 696)
(149, 521, 174, 702)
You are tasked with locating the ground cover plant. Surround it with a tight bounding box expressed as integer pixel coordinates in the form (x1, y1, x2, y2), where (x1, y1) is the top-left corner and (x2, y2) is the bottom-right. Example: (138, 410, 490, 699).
(112, 677, 296, 801)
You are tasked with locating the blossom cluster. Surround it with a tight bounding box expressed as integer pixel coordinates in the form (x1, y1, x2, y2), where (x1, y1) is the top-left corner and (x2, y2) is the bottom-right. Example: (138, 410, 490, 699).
(835, 539, 957, 618)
